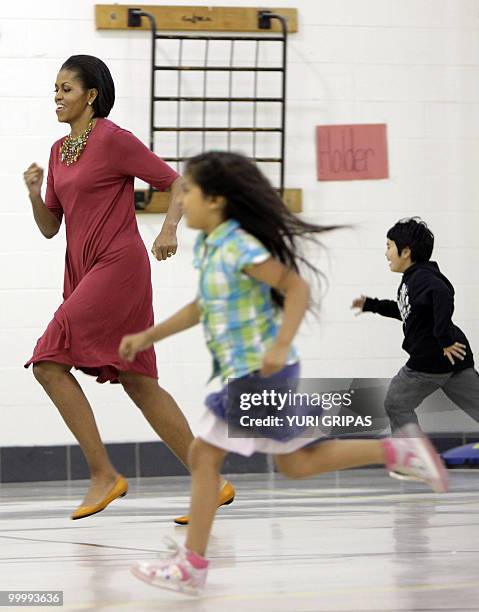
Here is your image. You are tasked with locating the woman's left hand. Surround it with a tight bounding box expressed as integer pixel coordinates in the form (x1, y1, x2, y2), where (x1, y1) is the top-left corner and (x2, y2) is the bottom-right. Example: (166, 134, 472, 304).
(260, 343, 290, 377)
(152, 226, 178, 261)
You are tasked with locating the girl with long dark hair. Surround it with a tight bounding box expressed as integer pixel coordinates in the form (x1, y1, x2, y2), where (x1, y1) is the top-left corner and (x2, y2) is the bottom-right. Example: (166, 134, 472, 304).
(120, 151, 447, 595)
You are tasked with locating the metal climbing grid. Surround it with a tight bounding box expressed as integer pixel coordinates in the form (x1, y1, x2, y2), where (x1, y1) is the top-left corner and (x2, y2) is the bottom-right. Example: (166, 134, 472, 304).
(128, 8, 288, 206)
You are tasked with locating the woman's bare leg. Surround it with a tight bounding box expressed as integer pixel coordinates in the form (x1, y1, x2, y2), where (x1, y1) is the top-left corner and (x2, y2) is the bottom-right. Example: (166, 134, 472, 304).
(118, 371, 194, 468)
(32, 361, 119, 505)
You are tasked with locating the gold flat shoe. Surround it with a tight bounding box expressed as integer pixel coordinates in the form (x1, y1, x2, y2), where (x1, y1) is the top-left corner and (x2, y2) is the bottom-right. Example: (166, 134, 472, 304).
(174, 480, 235, 525)
(71, 475, 128, 520)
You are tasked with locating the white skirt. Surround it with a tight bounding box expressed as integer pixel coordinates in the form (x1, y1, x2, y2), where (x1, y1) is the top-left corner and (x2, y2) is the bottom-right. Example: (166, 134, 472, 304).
(197, 408, 326, 457)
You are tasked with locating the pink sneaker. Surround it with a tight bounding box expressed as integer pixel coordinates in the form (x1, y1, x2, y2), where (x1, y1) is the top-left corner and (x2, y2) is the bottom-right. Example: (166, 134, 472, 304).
(382, 424, 448, 493)
(131, 537, 208, 596)
(388, 470, 422, 482)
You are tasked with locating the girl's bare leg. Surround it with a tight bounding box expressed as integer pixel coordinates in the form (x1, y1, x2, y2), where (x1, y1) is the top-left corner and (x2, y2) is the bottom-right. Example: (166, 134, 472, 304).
(274, 439, 385, 478)
(184, 439, 227, 556)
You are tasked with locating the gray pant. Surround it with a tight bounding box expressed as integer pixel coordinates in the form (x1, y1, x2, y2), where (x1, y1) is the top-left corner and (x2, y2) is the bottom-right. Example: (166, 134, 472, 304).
(385, 366, 479, 431)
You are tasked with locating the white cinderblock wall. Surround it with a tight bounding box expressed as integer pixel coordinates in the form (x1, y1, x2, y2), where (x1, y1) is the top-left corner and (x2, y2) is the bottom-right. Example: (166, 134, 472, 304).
(1, 0, 478, 446)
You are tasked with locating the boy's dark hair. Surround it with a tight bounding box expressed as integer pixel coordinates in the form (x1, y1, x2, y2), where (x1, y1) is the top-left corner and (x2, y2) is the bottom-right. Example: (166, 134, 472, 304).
(185, 151, 341, 310)
(61, 55, 115, 118)
(387, 217, 434, 263)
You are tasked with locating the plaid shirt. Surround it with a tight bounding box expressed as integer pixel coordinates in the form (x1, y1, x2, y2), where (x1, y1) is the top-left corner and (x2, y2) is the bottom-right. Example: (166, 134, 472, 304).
(193, 219, 299, 382)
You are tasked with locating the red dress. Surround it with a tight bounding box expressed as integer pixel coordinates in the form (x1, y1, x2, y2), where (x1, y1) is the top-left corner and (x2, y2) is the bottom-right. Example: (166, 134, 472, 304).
(25, 118, 179, 383)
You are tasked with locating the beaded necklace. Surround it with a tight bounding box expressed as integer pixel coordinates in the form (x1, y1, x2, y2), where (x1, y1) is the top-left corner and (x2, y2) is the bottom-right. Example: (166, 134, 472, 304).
(60, 120, 94, 166)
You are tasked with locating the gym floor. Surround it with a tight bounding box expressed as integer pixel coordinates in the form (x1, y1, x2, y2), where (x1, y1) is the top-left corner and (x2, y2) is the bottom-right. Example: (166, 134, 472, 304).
(1, 469, 478, 611)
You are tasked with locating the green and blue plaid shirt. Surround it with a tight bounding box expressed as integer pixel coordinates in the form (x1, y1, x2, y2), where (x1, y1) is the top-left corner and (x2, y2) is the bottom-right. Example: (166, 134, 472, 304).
(193, 219, 299, 382)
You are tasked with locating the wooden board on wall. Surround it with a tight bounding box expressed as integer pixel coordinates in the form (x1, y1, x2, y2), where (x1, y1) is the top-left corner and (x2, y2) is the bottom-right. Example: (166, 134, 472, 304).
(95, 4, 298, 33)
(136, 188, 302, 214)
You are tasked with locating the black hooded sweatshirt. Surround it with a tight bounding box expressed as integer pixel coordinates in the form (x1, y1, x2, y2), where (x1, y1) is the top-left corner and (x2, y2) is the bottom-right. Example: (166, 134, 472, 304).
(363, 262, 474, 373)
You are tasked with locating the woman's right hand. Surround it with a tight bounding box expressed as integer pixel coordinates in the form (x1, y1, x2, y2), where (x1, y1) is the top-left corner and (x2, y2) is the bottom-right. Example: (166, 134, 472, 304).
(351, 295, 367, 315)
(119, 331, 153, 362)
(23, 163, 44, 197)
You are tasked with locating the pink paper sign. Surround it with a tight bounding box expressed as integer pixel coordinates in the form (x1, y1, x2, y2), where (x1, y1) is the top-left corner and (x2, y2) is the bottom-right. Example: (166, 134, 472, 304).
(316, 123, 388, 181)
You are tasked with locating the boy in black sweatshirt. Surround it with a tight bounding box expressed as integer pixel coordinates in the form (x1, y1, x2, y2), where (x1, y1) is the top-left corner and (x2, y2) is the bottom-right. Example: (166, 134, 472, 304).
(352, 217, 479, 434)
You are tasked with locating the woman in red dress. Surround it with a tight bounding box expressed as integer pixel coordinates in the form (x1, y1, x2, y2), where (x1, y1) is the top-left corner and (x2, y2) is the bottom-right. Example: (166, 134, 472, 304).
(22, 55, 234, 520)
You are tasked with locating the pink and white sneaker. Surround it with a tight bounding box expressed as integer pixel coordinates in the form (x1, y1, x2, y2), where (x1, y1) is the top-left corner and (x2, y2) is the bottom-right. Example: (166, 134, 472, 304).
(382, 424, 448, 493)
(131, 537, 208, 596)
(388, 470, 422, 482)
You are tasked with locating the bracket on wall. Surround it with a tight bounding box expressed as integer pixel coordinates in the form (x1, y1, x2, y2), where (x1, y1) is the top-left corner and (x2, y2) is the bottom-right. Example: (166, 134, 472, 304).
(95, 4, 298, 33)
(258, 9, 275, 29)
